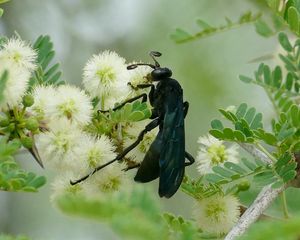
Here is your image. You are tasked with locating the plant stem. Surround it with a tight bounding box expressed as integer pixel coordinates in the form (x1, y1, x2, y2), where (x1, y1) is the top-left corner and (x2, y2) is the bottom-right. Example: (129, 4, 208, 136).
(265, 89, 281, 118)
(225, 184, 285, 240)
(255, 143, 277, 163)
(225, 143, 284, 240)
(281, 191, 289, 219)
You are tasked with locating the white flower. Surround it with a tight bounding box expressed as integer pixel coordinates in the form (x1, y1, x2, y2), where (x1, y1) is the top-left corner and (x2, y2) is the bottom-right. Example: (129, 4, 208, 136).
(82, 51, 130, 109)
(50, 172, 82, 202)
(28, 85, 57, 120)
(128, 63, 152, 88)
(193, 194, 240, 235)
(0, 61, 30, 109)
(35, 119, 83, 171)
(84, 162, 128, 194)
(123, 121, 158, 162)
(196, 135, 239, 175)
(72, 134, 117, 175)
(46, 85, 93, 125)
(0, 37, 37, 71)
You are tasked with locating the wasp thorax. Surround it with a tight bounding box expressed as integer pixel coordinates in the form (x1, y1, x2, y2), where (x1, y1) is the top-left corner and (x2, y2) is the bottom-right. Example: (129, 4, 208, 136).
(151, 67, 172, 81)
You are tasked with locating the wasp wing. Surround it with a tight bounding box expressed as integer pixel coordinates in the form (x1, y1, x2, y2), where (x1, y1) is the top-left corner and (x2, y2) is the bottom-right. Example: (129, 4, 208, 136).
(134, 130, 162, 183)
(158, 95, 185, 198)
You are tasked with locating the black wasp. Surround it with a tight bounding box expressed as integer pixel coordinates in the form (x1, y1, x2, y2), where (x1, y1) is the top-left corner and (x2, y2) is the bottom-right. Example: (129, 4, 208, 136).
(71, 51, 194, 198)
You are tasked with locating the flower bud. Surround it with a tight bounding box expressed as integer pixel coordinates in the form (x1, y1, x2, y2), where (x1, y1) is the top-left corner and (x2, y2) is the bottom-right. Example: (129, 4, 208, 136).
(25, 117, 39, 131)
(0, 116, 10, 127)
(5, 123, 15, 132)
(237, 180, 250, 192)
(22, 94, 34, 108)
(21, 136, 33, 149)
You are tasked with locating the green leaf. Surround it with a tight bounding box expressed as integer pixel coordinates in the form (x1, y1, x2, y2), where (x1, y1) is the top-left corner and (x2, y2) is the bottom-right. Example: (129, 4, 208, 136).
(250, 113, 263, 129)
(271, 180, 284, 189)
(263, 65, 272, 85)
(196, 19, 212, 30)
(212, 166, 234, 178)
(205, 173, 224, 183)
(236, 103, 248, 119)
(272, 66, 282, 88)
(128, 111, 145, 121)
(282, 170, 297, 182)
(224, 162, 247, 174)
(0, 70, 8, 103)
(170, 28, 192, 43)
(209, 129, 224, 139)
(223, 128, 235, 140)
(219, 109, 237, 122)
(244, 107, 256, 124)
(241, 157, 256, 171)
(288, 7, 300, 33)
(239, 75, 253, 83)
(278, 32, 293, 51)
(290, 104, 300, 127)
(234, 130, 246, 141)
(255, 19, 274, 37)
(211, 119, 224, 130)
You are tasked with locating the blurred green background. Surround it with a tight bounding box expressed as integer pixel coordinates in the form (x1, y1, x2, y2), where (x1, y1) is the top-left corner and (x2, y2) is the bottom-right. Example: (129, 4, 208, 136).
(0, 0, 278, 239)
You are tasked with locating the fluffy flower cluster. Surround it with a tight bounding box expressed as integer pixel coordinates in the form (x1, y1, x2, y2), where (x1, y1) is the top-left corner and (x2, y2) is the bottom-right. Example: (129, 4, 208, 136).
(36, 50, 154, 199)
(82, 51, 152, 109)
(0, 37, 37, 110)
(193, 194, 240, 235)
(29, 84, 93, 125)
(196, 134, 239, 175)
(123, 120, 158, 163)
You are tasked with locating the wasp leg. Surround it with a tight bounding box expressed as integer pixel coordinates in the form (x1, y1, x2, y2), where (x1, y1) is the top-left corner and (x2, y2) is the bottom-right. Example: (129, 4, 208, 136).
(123, 163, 141, 171)
(98, 93, 147, 113)
(70, 118, 160, 185)
(183, 101, 189, 118)
(184, 151, 195, 166)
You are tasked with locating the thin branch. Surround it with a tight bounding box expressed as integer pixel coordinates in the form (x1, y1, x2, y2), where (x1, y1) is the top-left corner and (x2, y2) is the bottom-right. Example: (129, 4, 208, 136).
(225, 184, 285, 240)
(238, 143, 273, 164)
(225, 143, 285, 239)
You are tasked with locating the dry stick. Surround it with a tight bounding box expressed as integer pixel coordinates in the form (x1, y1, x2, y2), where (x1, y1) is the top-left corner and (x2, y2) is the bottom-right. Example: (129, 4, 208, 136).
(224, 143, 285, 240)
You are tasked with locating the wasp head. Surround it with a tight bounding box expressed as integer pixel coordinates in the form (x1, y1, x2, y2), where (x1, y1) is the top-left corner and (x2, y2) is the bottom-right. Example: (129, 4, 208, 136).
(127, 51, 172, 81)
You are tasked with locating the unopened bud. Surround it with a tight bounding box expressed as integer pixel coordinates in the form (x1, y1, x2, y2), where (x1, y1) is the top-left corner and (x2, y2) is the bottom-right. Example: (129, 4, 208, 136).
(237, 180, 250, 192)
(25, 117, 39, 131)
(21, 136, 33, 149)
(22, 95, 34, 108)
(0, 116, 9, 127)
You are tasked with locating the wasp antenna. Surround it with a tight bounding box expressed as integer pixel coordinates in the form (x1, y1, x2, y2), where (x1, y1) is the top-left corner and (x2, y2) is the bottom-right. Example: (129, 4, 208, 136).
(127, 64, 138, 70)
(149, 51, 161, 67)
(70, 158, 118, 185)
(127, 63, 156, 70)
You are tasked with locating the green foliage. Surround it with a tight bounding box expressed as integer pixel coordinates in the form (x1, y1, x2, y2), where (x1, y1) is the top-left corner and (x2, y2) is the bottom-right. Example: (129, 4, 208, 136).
(0, 137, 46, 192)
(0, 70, 8, 104)
(267, 0, 300, 36)
(57, 188, 169, 240)
(0, 0, 10, 17)
(170, 12, 261, 43)
(163, 213, 203, 240)
(201, 136, 296, 189)
(180, 175, 223, 199)
(29, 35, 63, 90)
(238, 33, 300, 150)
(110, 100, 152, 122)
(209, 103, 280, 146)
(239, 216, 300, 240)
(254, 14, 285, 37)
(0, 234, 30, 240)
